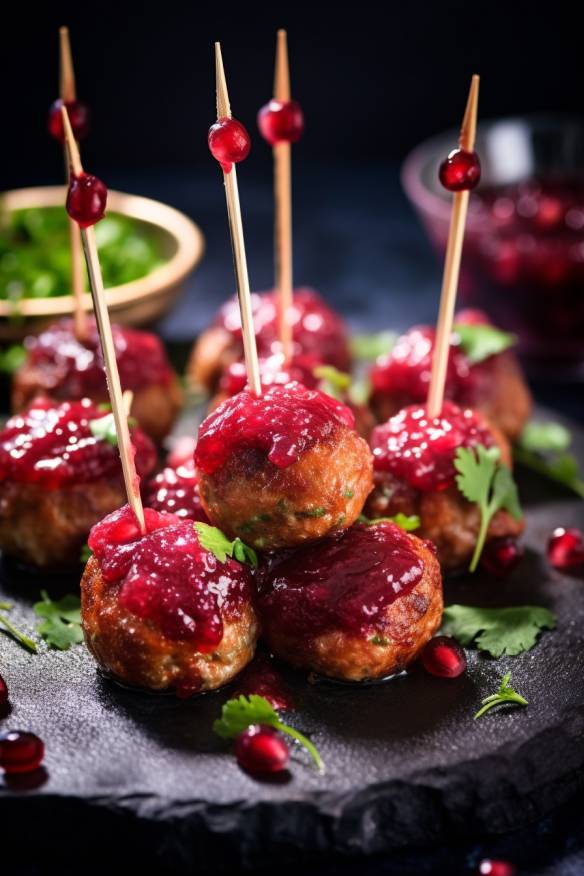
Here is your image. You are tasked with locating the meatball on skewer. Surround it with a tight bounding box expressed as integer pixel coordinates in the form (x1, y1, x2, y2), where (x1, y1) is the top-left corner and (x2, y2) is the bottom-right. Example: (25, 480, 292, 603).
(257, 521, 442, 681)
(144, 456, 208, 523)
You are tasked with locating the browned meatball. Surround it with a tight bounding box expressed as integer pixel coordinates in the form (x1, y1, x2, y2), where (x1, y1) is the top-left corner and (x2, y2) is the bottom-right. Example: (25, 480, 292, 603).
(195, 383, 373, 550)
(257, 522, 443, 681)
(81, 507, 259, 695)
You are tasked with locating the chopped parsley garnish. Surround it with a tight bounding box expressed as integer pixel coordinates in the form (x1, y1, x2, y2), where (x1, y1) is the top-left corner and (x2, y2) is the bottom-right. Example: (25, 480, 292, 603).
(441, 604, 556, 657)
(358, 513, 421, 532)
(350, 331, 397, 361)
(514, 421, 584, 499)
(453, 323, 516, 364)
(33, 590, 83, 650)
(0, 343, 26, 374)
(214, 694, 323, 771)
(89, 411, 136, 446)
(194, 522, 258, 568)
(313, 365, 351, 401)
(80, 543, 93, 564)
(474, 672, 528, 719)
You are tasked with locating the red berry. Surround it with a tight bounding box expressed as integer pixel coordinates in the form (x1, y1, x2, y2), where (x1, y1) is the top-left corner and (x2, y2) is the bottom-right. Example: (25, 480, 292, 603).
(547, 527, 584, 570)
(48, 98, 90, 143)
(66, 173, 108, 228)
(478, 860, 516, 876)
(257, 99, 304, 145)
(0, 730, 45, 774)
(481, 538, 524, 577)
(208, 116, 251, 173)
(235, 724, 289, 775)
(420, 636, 467, 678)
(0, 674, 7, 707)
(439, 148, 481, 192)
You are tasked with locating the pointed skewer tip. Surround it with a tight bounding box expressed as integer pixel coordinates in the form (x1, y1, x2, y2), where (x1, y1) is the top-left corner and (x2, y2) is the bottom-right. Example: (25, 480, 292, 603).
(460, 74, 480, 153)
(214, 42, 231, 119)
(60, 106, 83, 176)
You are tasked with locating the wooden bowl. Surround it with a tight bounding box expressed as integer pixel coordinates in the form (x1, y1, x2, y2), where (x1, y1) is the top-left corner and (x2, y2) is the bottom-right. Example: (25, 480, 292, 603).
(0, 186, 205, 341)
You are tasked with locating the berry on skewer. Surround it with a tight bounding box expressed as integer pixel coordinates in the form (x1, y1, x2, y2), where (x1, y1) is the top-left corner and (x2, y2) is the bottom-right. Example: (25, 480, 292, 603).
(257, 30, 305, 362)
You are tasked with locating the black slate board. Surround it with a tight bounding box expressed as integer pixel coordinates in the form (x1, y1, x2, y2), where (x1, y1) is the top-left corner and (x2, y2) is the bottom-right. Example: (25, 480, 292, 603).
(1, 408, 584, 874)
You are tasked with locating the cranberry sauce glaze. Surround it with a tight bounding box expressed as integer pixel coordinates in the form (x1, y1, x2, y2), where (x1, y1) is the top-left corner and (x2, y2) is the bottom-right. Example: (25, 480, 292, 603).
(195, 381, 355, 475)
(216, 288, 352, 372)
(88, 505, 252, 651)
(0, 399, 155, 489)
(370, 401, 494, 493)
(218, 352, 320, 399)
(257, 522, 425, 639)
(144, 459, 209, 523)
(21, 318, 174, 399)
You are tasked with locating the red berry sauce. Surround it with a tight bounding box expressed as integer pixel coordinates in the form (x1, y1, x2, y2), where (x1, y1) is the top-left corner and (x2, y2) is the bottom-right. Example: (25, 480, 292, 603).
(258, 99, 304, 145)
(547, 527, 584, 570)
(66, 172, 108, 228)
(0, 675, 8, 707)
(22, 318, 174, 399)
(166, 436, 197, 470)
(257, 522, 425, 640)
(48, 98, 90, 143)
(439, 148, 481, 192)
(233, 653, 294, 711)
(0, 731, 45, 774)
(0, 398, 155, 489)
(218, 352, 320, 399)
(216, 288, 352, 373)
(235, 724, 289, 775)
(420, 636, 467, 678)
(478, 860, 516, 876)
(370, 401, 494, 493)
(208, 116, 251, 173)
(195, 381, 355, 476)
(481, 537, 523, 576)
(88, 505, 252, 650)
(144, 460, 208, 523)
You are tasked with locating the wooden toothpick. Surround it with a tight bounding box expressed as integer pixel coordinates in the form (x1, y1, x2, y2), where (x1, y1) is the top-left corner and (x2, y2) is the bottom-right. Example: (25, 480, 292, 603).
(273, 29, 294, 363)
(214, 43, 262, 396)
(59, 26, 87, 341)
(61, 106, 146, 534)
(427, 74, 480, 418)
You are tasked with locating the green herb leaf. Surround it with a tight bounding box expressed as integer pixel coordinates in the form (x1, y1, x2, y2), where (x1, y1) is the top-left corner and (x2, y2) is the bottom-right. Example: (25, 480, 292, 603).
(454, 445, 523, 572)
(474, 672, 528, 719)
(213, 694, 324, 771)
(33, 590, 83, 650)
(313, 365, 351, 402)
(89, 413, 118, 446)
(358, 513, 421, 532)
(514, 423, 584, 499)
(80, 543, 93, 564)
(0, 343, 26, 374)
(350, 331, 397, 361)
(453, 323, 516, 364)
(0, 611, 38, 653)
(518, 421, 571, 453)
(194, 522, 258, 568)
(442, 604, 556, 657)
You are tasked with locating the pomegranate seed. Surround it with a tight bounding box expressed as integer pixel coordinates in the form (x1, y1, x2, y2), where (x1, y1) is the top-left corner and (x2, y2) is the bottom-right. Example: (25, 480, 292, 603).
(208, 117, 251, 173)
(0, 730, 45, 774)
(66, 173, 108, 228)
(257, 99, 304, 145)
(439, 148, 481, 192)
(235, 724, 289, 775)
(48, 98, 90, 143)
(478, 860, 516, 876)
(420, 636, 467, 678)
(0, 674, 7, 707)
(547, 527, 584, 570)
(481, 538, 524, 576)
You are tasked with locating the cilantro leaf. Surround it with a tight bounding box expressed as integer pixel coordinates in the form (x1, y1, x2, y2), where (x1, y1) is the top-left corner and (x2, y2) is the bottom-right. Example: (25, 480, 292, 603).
(358, 513, 421, 532)
(33, 590, 83, 651)
(514, 422, 584, 499)
(350, 331, 397, 361)
(0, 610, 38, 653)
(454, 445, 522, 572)
(313, 365, 351, 402)
(194, 522, 258, 568)
(474, 672, 528, 719)
(89, 412, 136, 447)
(442, 604, 556, 657)
(213, 695, 324, 771)
(0, 343, 26, 374)
(453, 323, 516, 364)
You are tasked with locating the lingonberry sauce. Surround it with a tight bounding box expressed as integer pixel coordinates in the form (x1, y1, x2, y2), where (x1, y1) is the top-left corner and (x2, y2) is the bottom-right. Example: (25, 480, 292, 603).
(215, 288, 351, 372)
(235, 724, 289, 775)
(22, 318, 174, 399)
(0, 399, 155, 489)
(0, 731, 45, 774)
(420, 636, 467, 678)
(144, 460, 208, 523)
(195, 381, 355, 476)
(439, 148, 481, 192)
(88, 505, 252, 650)
(258, 99, 304, 145)
(547, 527, 584, 570)
(66, 172, 108, 228)
(48, 98, 90, 143)
(166, 436, 197, 470)
(257, 522, 424, 640)
(0, 675, 8, 707)
(370, 401, 494, 493)
(208, 116, 251, 173)
(218, 352, 320, 399)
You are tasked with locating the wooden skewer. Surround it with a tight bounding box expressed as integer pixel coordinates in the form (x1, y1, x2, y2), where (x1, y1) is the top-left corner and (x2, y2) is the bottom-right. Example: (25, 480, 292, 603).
(273, 29, 294, 363)
(59, 26, 87, 341)
(61, 106, 146, 534)
(215, 43, 262, 396)
(427, 74, 480, 418)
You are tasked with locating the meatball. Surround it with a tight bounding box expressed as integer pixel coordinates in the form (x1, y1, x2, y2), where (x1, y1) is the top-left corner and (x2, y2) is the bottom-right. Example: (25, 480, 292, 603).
(0, 399, 156, 568)
(12, 319, 182, 443)
(256, 522, 443, 681)
(188, 288, 352, 392)
(143, 459, 208, 522)
(369, 311, 531, 440)
(365, 402, 525, 570)
(195, 382, 373, 550)
(81, 505, 259, 695)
